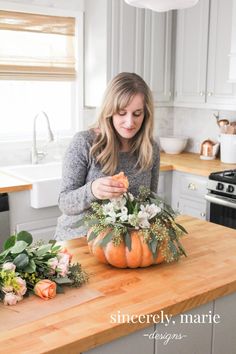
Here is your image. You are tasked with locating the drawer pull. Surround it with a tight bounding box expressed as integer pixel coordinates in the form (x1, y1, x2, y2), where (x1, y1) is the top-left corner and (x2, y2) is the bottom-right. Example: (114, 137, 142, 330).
(188, 183, 197, 191)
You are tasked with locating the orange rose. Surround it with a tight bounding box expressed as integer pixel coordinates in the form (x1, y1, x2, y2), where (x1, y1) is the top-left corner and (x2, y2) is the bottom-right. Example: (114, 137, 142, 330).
(34, 279, 57, 300)
(112, 171, 129, 189)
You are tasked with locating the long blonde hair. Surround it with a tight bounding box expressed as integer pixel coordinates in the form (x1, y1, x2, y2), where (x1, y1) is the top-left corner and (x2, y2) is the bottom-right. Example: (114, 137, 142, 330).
(90, 72, 155, 175)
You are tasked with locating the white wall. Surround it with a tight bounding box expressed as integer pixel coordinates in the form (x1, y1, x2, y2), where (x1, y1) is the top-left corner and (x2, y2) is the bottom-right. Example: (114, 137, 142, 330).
(0, 0, 84, 11)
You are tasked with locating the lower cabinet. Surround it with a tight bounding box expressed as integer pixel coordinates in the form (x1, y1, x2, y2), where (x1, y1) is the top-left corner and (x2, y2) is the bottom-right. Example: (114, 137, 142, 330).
(82, 292, 236, 354)
(158, 171, 172, 205)
(82, 326, 155, 354)
(8, 190, 61, 242)
(171, 171, 207, 219)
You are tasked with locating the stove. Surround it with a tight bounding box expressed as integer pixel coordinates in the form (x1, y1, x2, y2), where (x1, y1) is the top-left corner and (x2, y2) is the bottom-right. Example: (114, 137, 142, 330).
(207, 169, 236, 198)
(206, 169, 236, 229)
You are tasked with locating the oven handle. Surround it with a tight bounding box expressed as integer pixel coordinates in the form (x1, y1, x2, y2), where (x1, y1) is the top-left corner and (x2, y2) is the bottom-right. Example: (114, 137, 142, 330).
(205, 193, 236, 210)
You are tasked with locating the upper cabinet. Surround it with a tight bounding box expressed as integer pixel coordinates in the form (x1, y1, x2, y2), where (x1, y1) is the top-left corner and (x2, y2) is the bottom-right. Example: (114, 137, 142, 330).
(174, 0, 236, 109)
(84, 0, 172, 107)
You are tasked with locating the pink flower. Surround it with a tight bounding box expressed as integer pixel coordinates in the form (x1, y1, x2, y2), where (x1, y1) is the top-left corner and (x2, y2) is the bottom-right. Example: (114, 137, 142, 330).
(15, 277, 27, 296)
(59, 248, 73, 262)
(57, 253, 70, 266)
(3, 292, 18, 306)
(56, 263, 69, 277)
(47, 257, 59, 274)
(2, 262, 16, 272)
(2, 285, 13, 292)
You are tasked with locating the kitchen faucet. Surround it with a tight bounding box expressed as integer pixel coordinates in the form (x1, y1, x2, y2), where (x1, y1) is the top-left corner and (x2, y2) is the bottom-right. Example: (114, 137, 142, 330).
(31, 111, 54, 164)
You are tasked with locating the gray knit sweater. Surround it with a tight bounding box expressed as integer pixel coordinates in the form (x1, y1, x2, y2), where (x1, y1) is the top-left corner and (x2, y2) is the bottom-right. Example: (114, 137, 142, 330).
(55, 130, 160, 240)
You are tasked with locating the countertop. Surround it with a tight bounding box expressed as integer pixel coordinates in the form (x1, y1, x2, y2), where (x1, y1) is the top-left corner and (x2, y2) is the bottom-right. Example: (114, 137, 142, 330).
(0, 170, 31, 193)
(1, 152, 236, 194)
(1, 215, 236, 353)
(160, 152, 236, 176)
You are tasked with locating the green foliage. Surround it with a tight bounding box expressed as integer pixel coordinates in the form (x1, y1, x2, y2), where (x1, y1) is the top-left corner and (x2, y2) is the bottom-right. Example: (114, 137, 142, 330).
(79, 186, 188, 263)
(0, 230, 89, 304)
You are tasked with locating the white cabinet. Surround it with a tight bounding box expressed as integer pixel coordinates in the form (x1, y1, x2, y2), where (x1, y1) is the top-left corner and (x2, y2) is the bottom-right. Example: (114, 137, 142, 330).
(83, 326, 154, 354)
(174, 0, 236, 109)
(158, 171, 172, 205)
(171, 171, 207, 220)
(175, 0, 209, 105)
(84, 0, 172, 107)
(8, 190, 61, 242)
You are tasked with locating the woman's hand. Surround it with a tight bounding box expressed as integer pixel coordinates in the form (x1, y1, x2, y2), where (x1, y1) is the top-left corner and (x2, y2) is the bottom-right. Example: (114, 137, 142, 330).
(91, 177, 127, 200)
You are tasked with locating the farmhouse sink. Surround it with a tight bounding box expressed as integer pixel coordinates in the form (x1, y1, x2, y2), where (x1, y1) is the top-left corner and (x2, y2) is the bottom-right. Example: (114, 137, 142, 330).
(3, 162, 62, 209)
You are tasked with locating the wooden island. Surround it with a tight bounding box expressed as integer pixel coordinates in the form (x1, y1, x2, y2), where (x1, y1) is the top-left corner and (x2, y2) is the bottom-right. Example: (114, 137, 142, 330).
(1, 215, 236, 354)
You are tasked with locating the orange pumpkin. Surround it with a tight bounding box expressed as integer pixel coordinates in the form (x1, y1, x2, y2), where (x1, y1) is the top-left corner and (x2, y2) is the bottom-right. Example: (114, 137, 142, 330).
(112, 171, 129, 189)
(87, 228, 165, 268)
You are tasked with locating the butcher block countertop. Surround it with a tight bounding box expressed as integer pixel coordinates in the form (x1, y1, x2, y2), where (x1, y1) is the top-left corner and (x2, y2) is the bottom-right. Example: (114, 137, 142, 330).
(160, 152, 236, 176)
(0, 171, 31, 193)
(1, 215, 236, 354)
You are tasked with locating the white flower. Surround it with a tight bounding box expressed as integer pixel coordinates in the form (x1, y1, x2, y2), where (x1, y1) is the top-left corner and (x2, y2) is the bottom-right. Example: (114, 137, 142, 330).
(110, 196, 126, 210)
(117, 206, 128, 222)
(105, 211, 117, 224)
(102, 202, 115, 216)
(127, 192, 134, 201)
(137, 210, 151, 229)
(140, 204, 161, 219)
(2, 262, 16, 272)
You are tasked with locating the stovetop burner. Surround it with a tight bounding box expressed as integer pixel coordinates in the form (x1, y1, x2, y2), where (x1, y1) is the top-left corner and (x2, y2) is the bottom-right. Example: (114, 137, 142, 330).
(209, 169, 236, 184)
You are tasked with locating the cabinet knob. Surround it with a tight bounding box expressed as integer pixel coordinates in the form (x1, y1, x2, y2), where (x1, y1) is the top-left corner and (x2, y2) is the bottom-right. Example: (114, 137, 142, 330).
(188, 183, 197, 191)
(200, 212, 206, 217)
(207, 92, 213, 96)
(199, 91, 205, 96)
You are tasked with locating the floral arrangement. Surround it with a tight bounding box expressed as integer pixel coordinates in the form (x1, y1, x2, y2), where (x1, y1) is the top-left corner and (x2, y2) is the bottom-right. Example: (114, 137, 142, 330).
(0, 231, 88, 306)
(81, 186, 187, 266)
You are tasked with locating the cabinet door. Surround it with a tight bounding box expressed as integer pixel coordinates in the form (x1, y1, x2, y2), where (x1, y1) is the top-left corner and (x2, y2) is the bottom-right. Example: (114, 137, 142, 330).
(174, 0, 209, 104)
(111, 1, 172, 105)
(85, 0, 172, 107)
(143, 10, 172, 104)
(206, 0, 236, 107)
(158, 171, 172, 205)
(16, 217, 58, 242)
(179, 197, 206, 220)
(83, 325, 154, 354)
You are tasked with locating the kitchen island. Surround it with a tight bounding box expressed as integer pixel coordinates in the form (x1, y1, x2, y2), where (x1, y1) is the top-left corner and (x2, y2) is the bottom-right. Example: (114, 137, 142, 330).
(0, 215, 236, 354)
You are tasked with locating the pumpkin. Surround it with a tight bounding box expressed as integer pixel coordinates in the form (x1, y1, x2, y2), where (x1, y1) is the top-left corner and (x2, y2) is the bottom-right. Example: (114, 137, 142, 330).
(112, 171, 129, 189)
(87, 228, 166, 268)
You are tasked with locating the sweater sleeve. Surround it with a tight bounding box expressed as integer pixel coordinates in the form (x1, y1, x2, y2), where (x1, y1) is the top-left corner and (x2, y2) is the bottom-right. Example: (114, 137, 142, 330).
(150, 141, 160, 193)
(58, 132, 97, 215)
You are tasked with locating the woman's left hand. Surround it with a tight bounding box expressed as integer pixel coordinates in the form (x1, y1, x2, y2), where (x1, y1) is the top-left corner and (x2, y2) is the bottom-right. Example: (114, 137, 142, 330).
(91, 176, 127, 200)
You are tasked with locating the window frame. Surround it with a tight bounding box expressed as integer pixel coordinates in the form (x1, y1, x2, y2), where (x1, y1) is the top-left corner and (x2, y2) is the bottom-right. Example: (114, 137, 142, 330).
(0, 1, 84, 142)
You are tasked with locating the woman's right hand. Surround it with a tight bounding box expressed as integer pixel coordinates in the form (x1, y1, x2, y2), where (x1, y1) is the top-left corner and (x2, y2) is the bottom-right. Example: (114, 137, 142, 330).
(91, 177, 127, 200)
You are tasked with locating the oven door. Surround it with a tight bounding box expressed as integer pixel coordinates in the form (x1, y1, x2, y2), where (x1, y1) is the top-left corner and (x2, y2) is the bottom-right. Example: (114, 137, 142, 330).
(205, 193, 236, 229)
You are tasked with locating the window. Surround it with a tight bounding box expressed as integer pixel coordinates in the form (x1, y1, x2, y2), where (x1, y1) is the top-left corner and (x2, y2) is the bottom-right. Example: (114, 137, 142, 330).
(0, 8, 82, 141)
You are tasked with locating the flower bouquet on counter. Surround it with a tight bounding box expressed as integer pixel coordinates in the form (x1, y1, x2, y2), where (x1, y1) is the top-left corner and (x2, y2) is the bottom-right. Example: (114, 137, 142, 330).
(78, 172, 188, 268)
(0, 231, 88, 306)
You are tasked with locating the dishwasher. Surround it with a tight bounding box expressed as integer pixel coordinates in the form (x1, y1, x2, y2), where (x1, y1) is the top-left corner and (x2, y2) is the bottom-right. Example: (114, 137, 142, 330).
(0, 193, 10, 250)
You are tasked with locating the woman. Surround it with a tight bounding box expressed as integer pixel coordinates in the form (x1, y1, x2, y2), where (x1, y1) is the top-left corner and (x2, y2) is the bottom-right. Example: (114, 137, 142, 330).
(55, 72, 160, 240)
